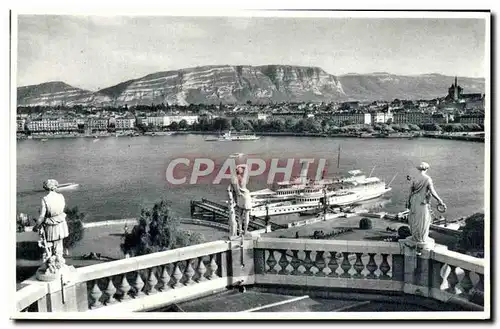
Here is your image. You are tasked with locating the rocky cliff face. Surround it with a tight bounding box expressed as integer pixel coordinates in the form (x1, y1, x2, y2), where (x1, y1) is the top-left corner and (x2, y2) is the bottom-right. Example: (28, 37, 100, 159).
(96, 65, 346, 106)
(17, 66, 485, 107)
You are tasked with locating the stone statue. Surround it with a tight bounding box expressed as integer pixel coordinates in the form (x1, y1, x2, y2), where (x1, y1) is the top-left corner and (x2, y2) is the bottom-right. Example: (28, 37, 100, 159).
(232, 164, 252, 236)
(406, 162, 446, 250)
(33, 179, 70, 281)
(227, 184, 238, 237)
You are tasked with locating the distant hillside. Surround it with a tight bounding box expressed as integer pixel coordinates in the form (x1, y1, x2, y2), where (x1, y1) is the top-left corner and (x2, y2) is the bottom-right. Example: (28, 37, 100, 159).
(17, 81, 94, 106)
(17, 66, 485, 107)
(338, 73, 485, 101)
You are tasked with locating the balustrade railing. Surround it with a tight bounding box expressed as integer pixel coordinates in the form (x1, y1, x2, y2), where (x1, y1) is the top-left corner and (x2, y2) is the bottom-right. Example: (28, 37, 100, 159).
(430, 248, 485, 307)
(15, 236, 486, 314)
(16, 240, 231, 313)
(253, 238, 404, 291)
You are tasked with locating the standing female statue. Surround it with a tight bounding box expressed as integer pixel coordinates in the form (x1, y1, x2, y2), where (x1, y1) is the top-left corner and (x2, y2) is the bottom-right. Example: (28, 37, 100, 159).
(231, 164, 252, 236)
(33, 179, 69, 279)
(407, 162, 446, 244)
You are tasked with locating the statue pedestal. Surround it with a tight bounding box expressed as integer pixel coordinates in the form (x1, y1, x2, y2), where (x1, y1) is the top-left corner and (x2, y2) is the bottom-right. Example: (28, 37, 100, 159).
(402, 236, 435, 255)
(399, 237, 442, 298)
(36, 263, 76, 282)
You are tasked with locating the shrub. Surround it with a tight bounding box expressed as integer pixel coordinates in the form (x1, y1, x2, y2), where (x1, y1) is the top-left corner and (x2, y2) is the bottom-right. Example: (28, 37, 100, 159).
(397, 225, 411, 239)
(121, 200, 205, 257)
(359, 218, 373, 230)
(63, 206, 85, 249)
(456, 213, 484, 254)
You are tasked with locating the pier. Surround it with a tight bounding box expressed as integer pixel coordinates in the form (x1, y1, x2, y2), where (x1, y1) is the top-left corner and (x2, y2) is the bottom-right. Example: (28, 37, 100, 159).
(190, 198, 288, 231)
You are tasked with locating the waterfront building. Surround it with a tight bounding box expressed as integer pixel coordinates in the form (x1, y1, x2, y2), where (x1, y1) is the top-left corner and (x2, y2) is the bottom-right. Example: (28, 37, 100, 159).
(143, 116, 169, 127)
(26, 118, 79, 132)
(137, 115, 198, 127)
(328, 112, 371, 125)
(88, 118, 109, 131)
(372, 109, 393, 124)
(164, 115, 199, 126)
(393, 111, 432, 125)
(457, 113, 485, 125)
(115, 117, 136, 130)
(430, 113, 449, 124)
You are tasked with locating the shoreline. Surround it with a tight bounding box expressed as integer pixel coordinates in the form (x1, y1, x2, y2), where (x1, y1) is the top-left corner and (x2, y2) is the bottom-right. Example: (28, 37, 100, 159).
(17, 130, 485, 142)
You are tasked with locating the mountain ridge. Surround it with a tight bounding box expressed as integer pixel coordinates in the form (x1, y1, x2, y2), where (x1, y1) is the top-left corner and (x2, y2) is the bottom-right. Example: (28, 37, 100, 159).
(17, 65, 485, 106)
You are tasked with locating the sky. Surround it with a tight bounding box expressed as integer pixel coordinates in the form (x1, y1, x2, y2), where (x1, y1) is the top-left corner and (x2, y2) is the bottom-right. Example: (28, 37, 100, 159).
(16, 14, 487, 91)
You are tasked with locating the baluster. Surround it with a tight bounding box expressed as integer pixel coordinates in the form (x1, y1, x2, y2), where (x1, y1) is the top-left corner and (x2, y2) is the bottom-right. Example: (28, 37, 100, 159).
(159, 265, 171, 291)
(440, 264, 451, 290)
(303, 250, 315, 276)
(117, 274, 132, 301)
(475, 273, 484, 293)
(146, 268, 158, 294)
(196, 257, 207, 282)
(314, 251, 326, 277)
(278, 250, 290, 275)
(379, 254, 391, 280)
(103, 277, 117, 305)
(184, 259, 195, 285)
(366, 253, 378, 279)
(459, 269, 474, 296)
(172, 262, 184, 288)
(266, 249, 278, 274)
(328, 251, 339, 277)
(446, 265, 460, 294)
(207, 254, 219, 279)
(132, 272, 145, 297)
(353, 252, 365, 279)
(340, 252, 352, 278)
(89, 280, 103, 309)
(290, 250, 301, 275)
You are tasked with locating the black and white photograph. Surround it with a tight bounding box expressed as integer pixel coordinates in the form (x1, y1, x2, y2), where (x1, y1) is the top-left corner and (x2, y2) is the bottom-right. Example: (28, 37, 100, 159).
(10, 9, 490, 320)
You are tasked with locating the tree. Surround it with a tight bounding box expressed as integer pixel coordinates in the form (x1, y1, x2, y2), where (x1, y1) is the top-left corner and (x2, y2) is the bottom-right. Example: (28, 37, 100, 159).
(442, 123, 455, 132)
(178, 119, 188, 130)
(284, 118, 296, 131)
(243, 120, 254, 131)
(169, 121, 179, 131)
(408, 124, 420, 131)
(121, 200, 204, 257)
(231, 117, 246, 131)
(269, 118, 285, 132)
(63, 206, 85, 250)
(213, 117, 231, 131)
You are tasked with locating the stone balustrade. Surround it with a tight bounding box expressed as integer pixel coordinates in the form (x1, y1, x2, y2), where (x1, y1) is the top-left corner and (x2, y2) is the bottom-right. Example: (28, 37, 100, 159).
(253, 238, 404, 291)
(14, 237, 485, 316)
(16, 240, 232, 313)
(430, 247, 485, 308)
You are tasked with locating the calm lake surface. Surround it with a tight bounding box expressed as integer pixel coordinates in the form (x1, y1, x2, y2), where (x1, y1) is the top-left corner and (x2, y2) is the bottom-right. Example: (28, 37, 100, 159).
(17, 135, 485, 223)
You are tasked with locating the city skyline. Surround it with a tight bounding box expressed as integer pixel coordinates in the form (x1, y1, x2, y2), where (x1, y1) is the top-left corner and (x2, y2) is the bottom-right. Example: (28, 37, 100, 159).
(16, 14, 487, 90)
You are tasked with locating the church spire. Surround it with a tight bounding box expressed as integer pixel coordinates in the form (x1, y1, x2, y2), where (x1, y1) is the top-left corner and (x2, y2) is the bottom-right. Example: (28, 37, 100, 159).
(455, 76, 458, 87)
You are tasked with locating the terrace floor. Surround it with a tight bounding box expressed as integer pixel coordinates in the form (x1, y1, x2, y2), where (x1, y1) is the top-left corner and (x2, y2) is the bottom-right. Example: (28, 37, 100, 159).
(153, 289, 468, 312)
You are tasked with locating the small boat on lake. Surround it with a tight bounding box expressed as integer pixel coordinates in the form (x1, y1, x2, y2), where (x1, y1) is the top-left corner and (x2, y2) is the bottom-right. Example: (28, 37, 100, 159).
(205, 130, 260, 142)
(57, 183, 80, 191)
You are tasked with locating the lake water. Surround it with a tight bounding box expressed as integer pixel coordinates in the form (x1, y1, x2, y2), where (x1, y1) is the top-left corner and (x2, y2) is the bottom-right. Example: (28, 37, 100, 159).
(17, 135, 485, 223)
